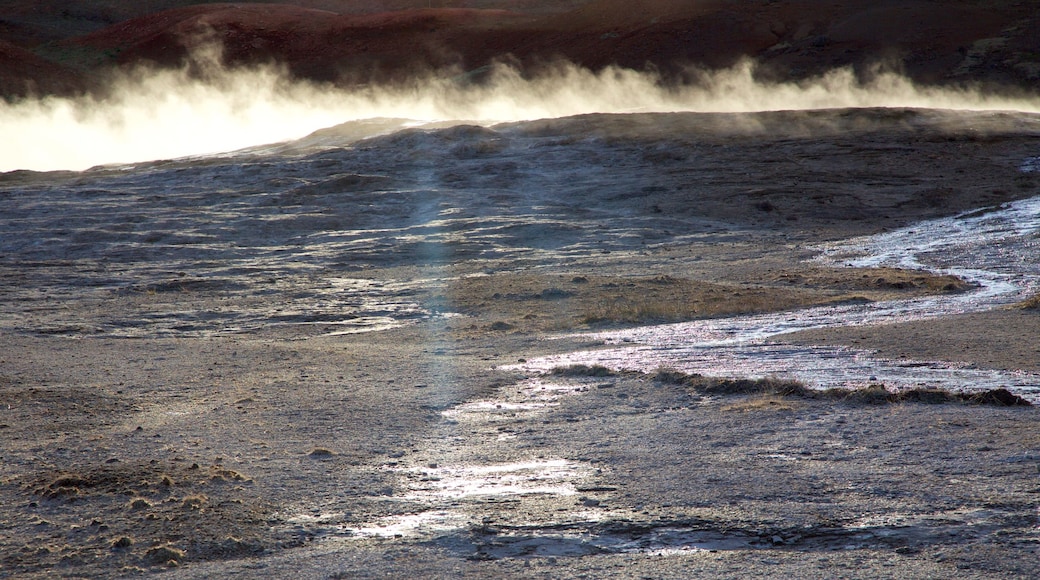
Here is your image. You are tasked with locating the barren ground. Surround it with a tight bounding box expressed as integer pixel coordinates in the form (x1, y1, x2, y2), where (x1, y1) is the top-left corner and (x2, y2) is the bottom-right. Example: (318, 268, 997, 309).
(2, 110, 1039, 578)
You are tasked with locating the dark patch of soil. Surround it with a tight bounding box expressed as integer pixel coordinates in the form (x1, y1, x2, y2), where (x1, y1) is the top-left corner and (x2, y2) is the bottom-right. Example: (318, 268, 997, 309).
(3, 460, 274, 576)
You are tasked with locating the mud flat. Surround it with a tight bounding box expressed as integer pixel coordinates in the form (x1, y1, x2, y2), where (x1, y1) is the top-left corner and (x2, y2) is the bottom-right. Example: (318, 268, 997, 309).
(2, 109, 1040, 578)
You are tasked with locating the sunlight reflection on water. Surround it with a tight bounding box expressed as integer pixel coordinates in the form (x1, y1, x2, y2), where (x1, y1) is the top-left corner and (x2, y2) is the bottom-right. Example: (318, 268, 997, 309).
(514, 194, 1040, 400)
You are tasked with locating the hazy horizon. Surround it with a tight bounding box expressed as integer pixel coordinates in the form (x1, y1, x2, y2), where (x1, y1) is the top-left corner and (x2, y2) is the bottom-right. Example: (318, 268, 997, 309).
(4, 57, 1040, 173)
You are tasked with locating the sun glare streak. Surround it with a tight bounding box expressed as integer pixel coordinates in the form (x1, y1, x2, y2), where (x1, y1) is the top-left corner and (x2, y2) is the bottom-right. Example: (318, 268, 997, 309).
(3, 59, 1040, 172)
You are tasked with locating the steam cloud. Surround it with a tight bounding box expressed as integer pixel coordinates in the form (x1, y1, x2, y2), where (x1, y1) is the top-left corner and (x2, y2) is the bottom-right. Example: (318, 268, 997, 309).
(3, 58, 1039, 172)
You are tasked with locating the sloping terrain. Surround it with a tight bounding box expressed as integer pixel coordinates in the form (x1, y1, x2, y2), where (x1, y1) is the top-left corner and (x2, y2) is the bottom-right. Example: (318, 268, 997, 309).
(0, 38, 84, 97)
(1, 1, 1039, 97)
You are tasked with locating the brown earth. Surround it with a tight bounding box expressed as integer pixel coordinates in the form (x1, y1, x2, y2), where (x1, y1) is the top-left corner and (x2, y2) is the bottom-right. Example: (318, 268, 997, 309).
(2, 107, 1040, 577)
(789, 308, 1040, 374)
(0, 38, 86, 98)
(443, 268, 972, 334)
(2, 1, 1040, 97)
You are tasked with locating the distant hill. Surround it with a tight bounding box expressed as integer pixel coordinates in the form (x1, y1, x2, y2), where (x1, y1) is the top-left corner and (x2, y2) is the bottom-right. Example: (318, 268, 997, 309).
(1, 1, 1038, 99)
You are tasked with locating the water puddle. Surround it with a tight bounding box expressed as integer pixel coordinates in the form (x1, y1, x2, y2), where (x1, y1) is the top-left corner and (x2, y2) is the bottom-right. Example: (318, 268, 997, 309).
(346, 511, 472, 539)
(467, 524, 758, 559)
(398, 459, 584, 500)
(442, 379, 590, 421)
(294, 378, 609, 544)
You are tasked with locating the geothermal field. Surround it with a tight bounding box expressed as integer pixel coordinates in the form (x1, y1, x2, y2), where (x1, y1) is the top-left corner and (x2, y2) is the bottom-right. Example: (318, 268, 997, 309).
(2, 2, 1040, 578)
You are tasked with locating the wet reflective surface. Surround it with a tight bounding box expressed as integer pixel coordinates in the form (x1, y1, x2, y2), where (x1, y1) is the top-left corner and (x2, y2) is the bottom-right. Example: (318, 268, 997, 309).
(516, 195, 1040, 399)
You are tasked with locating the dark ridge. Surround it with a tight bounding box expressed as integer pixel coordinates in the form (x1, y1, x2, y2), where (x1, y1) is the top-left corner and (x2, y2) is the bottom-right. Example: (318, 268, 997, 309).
(648, 368, 1032, 407)
(4, 1, 1040, 99)
(549, 364, 617, 377)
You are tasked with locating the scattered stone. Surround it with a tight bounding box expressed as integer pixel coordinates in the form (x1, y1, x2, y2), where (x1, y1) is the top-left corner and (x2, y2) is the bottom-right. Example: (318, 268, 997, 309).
(539, 287, 573, 299)
(142, 545, 184, 566)
(181, 495, 207, 510)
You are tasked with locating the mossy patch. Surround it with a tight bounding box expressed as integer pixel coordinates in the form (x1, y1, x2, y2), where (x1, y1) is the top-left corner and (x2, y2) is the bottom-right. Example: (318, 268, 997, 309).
(721, 394, 801, 412)
(550, 364, 617, 377)
(1017, 293, 1040, 310)
(442, 269, 975, 333)
(650, 369, 1031, 407)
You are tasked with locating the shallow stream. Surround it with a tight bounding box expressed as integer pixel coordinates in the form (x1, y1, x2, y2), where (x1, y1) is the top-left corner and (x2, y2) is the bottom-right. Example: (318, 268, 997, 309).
(515, 193, 1040, 400)
(326, 185, 1040, 551)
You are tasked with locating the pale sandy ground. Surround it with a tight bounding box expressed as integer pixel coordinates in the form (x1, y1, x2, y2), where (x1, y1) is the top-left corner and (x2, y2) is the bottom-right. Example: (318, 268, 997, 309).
(2, 109, 1040, 578)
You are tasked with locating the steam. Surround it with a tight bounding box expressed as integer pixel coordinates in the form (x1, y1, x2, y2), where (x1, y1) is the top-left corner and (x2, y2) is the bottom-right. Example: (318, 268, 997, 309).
(3, 59, 1039, 172)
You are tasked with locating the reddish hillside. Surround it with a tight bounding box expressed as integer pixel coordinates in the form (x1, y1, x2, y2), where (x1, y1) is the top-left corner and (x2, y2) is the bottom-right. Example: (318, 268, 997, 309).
(760, 1, 1037, 85)
(1, 0, 1039, 98)
(499, 0, 1038, 83)
(56, 4, 526, 82)
(0, 39, 85, 97)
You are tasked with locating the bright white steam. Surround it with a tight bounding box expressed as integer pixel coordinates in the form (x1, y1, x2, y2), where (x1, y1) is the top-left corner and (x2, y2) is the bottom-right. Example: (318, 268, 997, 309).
(2, 59, 1039, 172)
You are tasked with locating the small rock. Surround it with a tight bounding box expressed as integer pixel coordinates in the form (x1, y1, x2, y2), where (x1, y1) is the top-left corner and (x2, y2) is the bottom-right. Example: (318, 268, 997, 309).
(143, 545, 184, 566)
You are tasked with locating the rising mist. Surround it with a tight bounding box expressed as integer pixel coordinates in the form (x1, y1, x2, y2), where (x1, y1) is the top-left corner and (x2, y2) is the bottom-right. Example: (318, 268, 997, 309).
(3, 58, 1039, 173)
